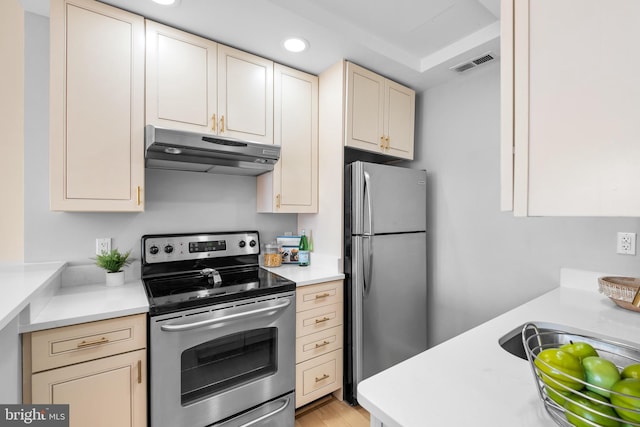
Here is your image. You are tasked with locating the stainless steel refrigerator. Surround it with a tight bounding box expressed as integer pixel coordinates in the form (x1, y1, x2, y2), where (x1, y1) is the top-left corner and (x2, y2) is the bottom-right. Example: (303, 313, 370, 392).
(344, 161, 428, 404)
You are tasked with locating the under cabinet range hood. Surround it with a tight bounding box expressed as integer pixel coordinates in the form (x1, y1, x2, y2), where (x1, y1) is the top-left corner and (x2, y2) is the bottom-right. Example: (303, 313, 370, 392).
(144, 125, 280, 176)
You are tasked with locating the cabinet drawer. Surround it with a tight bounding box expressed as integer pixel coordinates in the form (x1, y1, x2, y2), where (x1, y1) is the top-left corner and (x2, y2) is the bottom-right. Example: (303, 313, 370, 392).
(296, 280, 343, 312)
(28, 314, 146, 373)
(296, 303, 343, 338)
(296, 325, 343, 364)
(295, 349, 342, 408)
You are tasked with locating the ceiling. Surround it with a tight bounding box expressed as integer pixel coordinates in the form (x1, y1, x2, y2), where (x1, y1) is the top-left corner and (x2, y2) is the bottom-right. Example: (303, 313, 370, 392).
(21, 0, 501, 92)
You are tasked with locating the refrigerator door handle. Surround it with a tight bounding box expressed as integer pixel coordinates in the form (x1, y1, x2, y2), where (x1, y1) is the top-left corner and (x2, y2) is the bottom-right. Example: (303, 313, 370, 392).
(363, 171, 373, 235)
(363, 235, 373, 296)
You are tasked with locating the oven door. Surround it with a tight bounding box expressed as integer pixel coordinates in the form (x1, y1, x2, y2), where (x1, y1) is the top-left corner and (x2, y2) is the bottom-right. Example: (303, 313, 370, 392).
(150, 292, 296, 427)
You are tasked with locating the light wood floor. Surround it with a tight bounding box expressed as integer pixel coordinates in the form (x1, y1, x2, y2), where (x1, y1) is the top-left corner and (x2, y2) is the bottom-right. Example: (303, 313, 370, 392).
(295, 397, 370, 427)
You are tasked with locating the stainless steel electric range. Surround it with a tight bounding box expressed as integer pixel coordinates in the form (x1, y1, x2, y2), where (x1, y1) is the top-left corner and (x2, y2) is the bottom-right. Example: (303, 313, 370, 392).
(141, 231, 296, 427)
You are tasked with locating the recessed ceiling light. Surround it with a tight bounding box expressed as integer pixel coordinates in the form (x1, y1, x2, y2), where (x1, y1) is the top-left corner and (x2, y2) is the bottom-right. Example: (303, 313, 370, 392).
(151, 0, 179, 6)
(283, 37, 308, 53)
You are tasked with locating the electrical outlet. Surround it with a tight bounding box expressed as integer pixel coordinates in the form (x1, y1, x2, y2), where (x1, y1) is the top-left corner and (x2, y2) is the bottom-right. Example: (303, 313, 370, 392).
(616, 232, 636, 255)
(96, 238, 111, 255)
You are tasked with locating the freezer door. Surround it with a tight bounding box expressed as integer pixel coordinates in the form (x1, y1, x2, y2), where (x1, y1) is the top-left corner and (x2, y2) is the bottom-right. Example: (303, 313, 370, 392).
(352, 232, 427, 396)
(352, 161, 426, 235)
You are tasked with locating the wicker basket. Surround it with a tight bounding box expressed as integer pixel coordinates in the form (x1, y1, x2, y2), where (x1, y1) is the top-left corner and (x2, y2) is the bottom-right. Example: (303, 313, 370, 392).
(522, 323, 640, 427)
(598, 276, 640, 313)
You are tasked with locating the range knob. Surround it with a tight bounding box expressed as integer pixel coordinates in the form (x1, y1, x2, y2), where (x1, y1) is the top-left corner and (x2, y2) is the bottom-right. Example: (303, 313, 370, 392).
(239, 240, 246, 248)
(149, 245, 159, 255)
(164, 244, 174, 254)
(249, 239, 257, 248)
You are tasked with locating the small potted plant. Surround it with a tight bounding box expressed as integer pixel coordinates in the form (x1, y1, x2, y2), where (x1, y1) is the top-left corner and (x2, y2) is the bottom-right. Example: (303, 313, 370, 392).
(95, 249, 133, 286)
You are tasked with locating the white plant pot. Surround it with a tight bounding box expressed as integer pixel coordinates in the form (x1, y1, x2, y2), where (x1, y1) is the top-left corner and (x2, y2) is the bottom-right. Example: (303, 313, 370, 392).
(105, 270, 125, 286)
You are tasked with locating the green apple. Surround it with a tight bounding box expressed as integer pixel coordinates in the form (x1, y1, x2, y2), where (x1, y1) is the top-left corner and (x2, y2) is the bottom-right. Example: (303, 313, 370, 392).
(561, 341, 599, 361)
(583, 356, 621, 398)
(547, 387, 572, 407)
(611, 378, 640, 423)
(621, 364, 640, 380)
(564, 390, 621, 427)
(535, 348, 585, 391)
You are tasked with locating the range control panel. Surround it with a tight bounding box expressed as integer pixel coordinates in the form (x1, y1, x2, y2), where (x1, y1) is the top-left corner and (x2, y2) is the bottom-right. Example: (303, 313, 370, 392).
(142, 232, 260, 264)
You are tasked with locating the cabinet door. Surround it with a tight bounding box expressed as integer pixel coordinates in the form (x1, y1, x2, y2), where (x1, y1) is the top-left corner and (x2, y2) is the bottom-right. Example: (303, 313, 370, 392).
(345, 62, 385, 153)
(145, 20, 217, 134)
(49, 0, 144, 211)
(504, 0, 640, 216)
(257, 65, 318, 213)
(384, 80, 415, 160)
(217, 45, 273, 144)
(32, 349, 146, 427)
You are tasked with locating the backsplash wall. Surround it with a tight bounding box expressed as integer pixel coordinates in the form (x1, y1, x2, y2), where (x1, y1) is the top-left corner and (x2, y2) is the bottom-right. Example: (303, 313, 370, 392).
(23, 13, 297, 264)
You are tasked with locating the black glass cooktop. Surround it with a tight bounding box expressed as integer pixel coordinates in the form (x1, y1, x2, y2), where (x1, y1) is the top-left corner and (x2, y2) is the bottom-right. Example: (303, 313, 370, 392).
(144, 265, 295, 315)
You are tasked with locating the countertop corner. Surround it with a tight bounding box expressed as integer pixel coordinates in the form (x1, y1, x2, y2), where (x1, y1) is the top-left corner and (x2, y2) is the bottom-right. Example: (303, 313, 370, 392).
(262, 253, 345, 286)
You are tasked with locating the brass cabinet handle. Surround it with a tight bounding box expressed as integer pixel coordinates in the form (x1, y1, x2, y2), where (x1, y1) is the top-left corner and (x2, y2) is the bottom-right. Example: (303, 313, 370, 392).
(77, 337, 109, 348)
(136, 186, 141, 206)
(315, 341, 330, 348)
(220, 115, 225, 133)
(315, 374, 330, 382)
(385, 136, 390, 149)
(211, 114, 217, 131)
(315, 317, 330, 324)
(137, 360, 142, 384)
(276, 194, 281, 209)
(315, 293, 330, 299)
(380, 136, 385, 148)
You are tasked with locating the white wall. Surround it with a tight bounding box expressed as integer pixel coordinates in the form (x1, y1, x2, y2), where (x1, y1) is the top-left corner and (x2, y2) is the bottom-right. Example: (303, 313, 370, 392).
(24, 13, 297, 265)
(407, 61, 640, 347)
(0, 318, 21, 403)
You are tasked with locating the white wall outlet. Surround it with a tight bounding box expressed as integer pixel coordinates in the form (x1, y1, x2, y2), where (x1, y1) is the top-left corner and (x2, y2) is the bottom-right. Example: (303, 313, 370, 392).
(616, 232, 636, 255)
(96, 238, 112, 255)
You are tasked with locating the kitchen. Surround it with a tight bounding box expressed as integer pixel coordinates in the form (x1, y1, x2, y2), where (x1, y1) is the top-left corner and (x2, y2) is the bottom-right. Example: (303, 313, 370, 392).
(3, 0, 640, 426)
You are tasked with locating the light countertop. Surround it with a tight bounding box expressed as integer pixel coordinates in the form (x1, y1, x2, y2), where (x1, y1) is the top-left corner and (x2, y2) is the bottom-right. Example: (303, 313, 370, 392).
(357, 269, 640, 427)
(0, 262, 66, 331)
(262, 253, 344, 286)
(0, 262, 148, 333)
(19, 279, 149, 333)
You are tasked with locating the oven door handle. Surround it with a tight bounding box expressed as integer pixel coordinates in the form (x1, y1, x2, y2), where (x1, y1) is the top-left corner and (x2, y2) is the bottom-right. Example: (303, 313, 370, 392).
(238, 396, 290, 427)
(160, 299, 291, 332)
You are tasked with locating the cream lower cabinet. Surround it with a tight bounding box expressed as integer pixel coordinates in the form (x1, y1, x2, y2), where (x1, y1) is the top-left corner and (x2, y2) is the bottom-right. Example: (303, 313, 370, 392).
(49, 0, 145, 212)
(501, 0, 640, 216)
(257, 64, 318, 213)
(345, 61, 415, 160)
(23, 314, 147, 427)
(295, 280, 343, 408)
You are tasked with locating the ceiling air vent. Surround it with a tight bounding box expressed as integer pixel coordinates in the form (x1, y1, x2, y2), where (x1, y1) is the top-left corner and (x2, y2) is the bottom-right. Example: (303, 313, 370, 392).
(450, 51, 497, 73)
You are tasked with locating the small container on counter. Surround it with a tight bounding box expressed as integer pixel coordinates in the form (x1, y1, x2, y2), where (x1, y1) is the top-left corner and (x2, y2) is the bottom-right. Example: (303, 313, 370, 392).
(263, 242, 282, 267)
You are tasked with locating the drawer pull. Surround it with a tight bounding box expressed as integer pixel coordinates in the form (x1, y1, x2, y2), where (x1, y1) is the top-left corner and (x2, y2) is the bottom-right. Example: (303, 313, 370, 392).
(315, 341, 330, 348)
(315, 293, 330, 299)
(137, 360, 142, 384)
(315, 374, 330, 382)
(315, 317, 330, 324)
(77, 337, 110, 348)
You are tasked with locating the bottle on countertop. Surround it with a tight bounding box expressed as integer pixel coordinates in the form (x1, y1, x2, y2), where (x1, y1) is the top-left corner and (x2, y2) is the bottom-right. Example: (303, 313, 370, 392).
(298, 229, 310, 267)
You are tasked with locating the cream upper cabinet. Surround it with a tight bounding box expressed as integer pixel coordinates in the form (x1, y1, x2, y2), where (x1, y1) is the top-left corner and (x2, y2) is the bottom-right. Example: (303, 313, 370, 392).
(501, 0, 640, 216)
(146, 24, 273, 144)
(345, 62, 415, 160)
(257, 65, 318, 213)
(145, 20, 217, 134)
(217, 45, 274, 144)
(49, 0, 145, 212)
